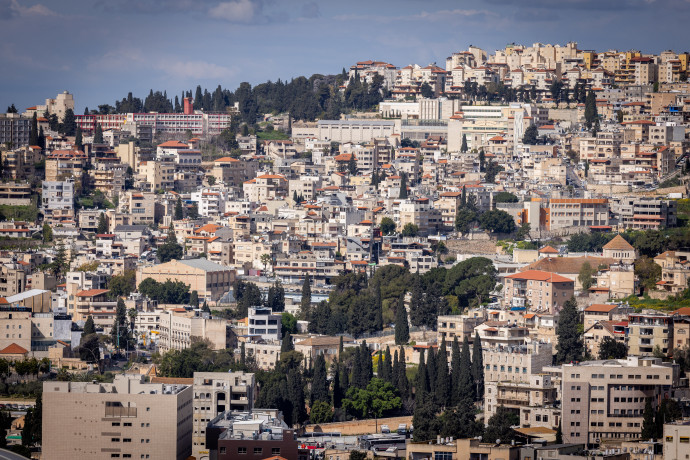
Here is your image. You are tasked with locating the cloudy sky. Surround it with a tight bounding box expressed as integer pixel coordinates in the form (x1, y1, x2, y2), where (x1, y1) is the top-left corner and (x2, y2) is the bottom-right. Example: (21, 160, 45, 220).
(2, 0, 689, 113)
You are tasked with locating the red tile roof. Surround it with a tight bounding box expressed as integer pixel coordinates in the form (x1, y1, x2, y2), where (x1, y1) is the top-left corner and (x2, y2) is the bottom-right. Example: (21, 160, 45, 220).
(506, 270, 573, 283)
(0, 343, 28, 355)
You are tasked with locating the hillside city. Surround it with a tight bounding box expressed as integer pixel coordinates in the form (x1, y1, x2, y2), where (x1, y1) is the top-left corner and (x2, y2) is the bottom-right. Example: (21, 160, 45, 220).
(1, 41, 690, 459)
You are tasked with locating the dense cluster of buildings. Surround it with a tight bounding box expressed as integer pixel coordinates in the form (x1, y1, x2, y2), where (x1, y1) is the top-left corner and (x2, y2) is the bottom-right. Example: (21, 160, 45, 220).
(2, 41, 690, 458)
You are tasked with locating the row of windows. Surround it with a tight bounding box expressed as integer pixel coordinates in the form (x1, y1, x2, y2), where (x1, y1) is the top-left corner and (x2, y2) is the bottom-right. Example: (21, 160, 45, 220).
(223, 447, 281, 455)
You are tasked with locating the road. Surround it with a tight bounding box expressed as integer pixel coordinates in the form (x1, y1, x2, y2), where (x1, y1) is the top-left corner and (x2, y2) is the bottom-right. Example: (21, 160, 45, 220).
(0, 448, 29, 460)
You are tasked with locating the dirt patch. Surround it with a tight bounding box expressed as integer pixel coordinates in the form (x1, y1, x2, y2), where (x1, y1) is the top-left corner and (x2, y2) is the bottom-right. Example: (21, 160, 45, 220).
(445, 238, 498, 255)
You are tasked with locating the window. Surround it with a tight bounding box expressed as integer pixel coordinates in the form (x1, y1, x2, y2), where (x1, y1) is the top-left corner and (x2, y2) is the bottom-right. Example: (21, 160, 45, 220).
(680, 437, 690, 443)
(112, 438, 120, 442)
(123, 439, 131, 443)
(272, 448, 281, 455)
(254, 448, 263, 455)
(238, 447, 247, 454)
(220, 447, 226, 454)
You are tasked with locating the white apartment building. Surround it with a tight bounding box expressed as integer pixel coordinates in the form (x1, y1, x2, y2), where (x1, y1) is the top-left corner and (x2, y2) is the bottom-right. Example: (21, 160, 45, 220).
(248, 307, 281, 342)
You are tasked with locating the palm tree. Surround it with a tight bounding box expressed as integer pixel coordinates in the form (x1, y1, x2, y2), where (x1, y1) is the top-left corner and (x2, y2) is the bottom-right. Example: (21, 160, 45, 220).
(260, 253, 272, 274)
(127, 309, 138, 337)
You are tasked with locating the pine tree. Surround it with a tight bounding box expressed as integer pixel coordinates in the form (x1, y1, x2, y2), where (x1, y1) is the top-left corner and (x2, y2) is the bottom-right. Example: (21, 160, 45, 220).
(83, 316, 95, 335)
(471, 332, 484, 401)
(394, 293, 409, 345)
(311, 354, 329, 404)
(435, 336, 450, 408)
(96, 212, 108, 234)
(555, 296, 583, 364)
(300, 274, 312, 319)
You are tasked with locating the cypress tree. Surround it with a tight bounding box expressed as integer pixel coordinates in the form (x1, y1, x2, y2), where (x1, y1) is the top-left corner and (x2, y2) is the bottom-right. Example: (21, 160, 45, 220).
(394, 293, 409, 345)
(174, 197, 184, 220)
(416, 348, 429, 396)
(397, 347, 410, 402)
(83, 316, 95, 336)
(451, 337, 461, 405)
(584, 89, 598, 130)
(408, 274, 426, 327)
(382, 346, 393, 384)
(287, 368, 306, 426)
(300, 274, 312, 319)
(436, 336, 450, 408)
(556, 423, 563, 444)
(426, 347, 437, 400)
(399, 172, 408, 199)
(75, 126, 83, 151)
(281, 332, 294, 352)
(361, 341, 373, 384)
(555, 297, 583, 364)
(471, 332, 484, 401)
(29, 113, 38, 146)
(311, 354, 329, 404)
(38, 126, 45, 149)
(97, 212, 108, 234)
(94, 123, 104, 144)
(372, 279, 383, 331)
(352, 346, 364, 389)
(458, 336, 474, 400)
(461, 133, 468, 153)
(641, 399, 656, 440)
(332, 364, 342, 408)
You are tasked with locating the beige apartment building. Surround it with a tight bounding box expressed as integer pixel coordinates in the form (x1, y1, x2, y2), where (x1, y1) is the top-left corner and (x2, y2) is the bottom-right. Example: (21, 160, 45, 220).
(158, 310, 232, 353)
(211, 156, 258, 188)
(562, 357, 674, 445)
(482, 341, 553, 386)
(654, 251, 690, 294)
(0, 307, 31, 352)
(547, 198, 610, 231)
(504, 270, 574, 313)
(437, 314, 484, 344)
(485, 374, 560, 430)
(42, 374, 193, 460)
(137, 259, 235, 304)
(628, 313, 673, 356)
(138, 160, 175, 192)
(192, 371, 255, 459)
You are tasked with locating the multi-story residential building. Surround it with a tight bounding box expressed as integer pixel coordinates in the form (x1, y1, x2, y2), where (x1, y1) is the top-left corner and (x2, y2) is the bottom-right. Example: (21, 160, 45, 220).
(628, 313, 673, 356)
(42, 374, 193, 460)
(612, 197, 677, 230)
(273, 251, 340, 284)
(41, 179, 75, 224)
(211, 157, 259, 188)
(397, 198, 443, 236)
(247, 307, 281, 342)
(2, 146, 41, 180)
(158, 310, 232, 353)
(24, 91, 75, 121)
(0, 306, 32, 352)
(482, 341, 553, 385)
(654, 251, 690, 294)
(138, 160, 175, 192)
(119, 191, 158, 225)
(45, 149, 87, 183)
(547, 198, 610, 231)
(74, 288, 117, 327)
(485, 374, 560, 430)
(243, 174, 289, 201)
(504, 270, 574, 313)
(561, 357, 674, 445)
(192, 371, 255, 459)
(191, 188, 228, 217)
(437, 315, 485, 344)
(137, 259, 235, 304)
(317, 119, 396, 143)
(0, 113, 30, 147)
(205, 409, 305, 460)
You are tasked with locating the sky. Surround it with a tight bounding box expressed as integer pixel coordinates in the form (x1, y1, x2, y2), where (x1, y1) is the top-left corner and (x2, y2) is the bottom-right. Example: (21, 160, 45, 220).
(2, 0, 690, 113)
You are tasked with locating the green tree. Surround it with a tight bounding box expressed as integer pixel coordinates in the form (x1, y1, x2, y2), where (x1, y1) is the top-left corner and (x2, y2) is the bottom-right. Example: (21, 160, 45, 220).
(401, 223, 419, 237)
(342, 378, 401, 419)
(174, 198, 185, 221)
(399, 172, 408, 199)
(311, 353, 329, 404)
(109, 270, 137, 298)
(158, 227, 183, 263)
(461, 133, 468, 153)
(348, 153, 357, 175)
(281, 312, 298, 335)
(412, 392, 438, 441)
(287, 367, 307, 426)
(83, 316, 96, 335)
(516, 222, 531, 241)
(111, 298, 132, 353)
(300, 274, 312, 319)
(75, 126, 83, 151)
(309, 400, 332, 424)
(60, 108, 76, 136)
(94, 123, 104, 144)
(29, 113, 38, 146)
(578, 261, 596, 291)
(281, 332, 294, 353)
(435, 336, 450, 408)
(189, 290, 199, 307)
(349, 451, 367, 460)
(598, 336, 628, 359)
(49, 243, 69, 277)
(478, 149, 486, 172)
(260, 253, 272, 273)
(556, 423, 563, 444)
(484, 406, 520, 443)
(493, 191, 519, 203)
(458, 336, 474, 401)
(394, 294, 409, 345)
(380, 217, 396, 236)
(42, 223, 52, 243)
(96, 212, 108, 234)
(471, 332, 484, 401)
(641, 399, 656, 441)
(479, 209, 516, 234)
(555, 297, 584, 364)
(522, 124, 538, 145)
(420, 82, 434, 98)
(635, 256, 662, 293)
(455, 207, 477, 236)
(585, 89, 599, 130)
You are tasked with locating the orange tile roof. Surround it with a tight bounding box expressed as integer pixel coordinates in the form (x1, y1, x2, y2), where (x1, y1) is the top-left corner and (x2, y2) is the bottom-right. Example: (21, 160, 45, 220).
(506, 270, 572, 283)
(585, 304, 618, 313)
(76, 289, 110, 297)
(602, 235, 634, 251)
(0, 343, 28, 355)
